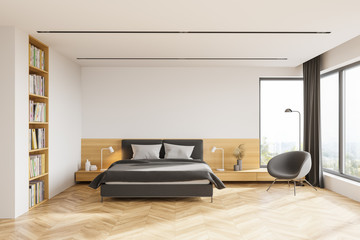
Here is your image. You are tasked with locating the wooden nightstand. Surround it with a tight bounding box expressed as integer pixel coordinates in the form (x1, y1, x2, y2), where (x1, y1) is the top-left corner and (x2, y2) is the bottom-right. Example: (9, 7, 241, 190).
(75, 170, 103, 182)
(213, 168, 276, 181)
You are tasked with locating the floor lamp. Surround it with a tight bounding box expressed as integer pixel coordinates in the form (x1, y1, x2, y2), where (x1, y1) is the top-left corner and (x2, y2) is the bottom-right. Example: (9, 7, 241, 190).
(285, 108, 304, 186)
(285, 108, 301, 151)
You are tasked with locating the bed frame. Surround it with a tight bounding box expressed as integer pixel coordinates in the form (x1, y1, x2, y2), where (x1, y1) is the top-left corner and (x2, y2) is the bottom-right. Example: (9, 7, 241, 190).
(100, 139, 213, 202)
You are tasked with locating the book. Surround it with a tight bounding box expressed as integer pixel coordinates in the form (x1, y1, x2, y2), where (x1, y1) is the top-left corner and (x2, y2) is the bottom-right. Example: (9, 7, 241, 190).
(41, 154, 46, 174)
(29, 102, 46, 122)
(29, 100, 33, 121)
(29, 128, 45, 150)
(29, 180, 44, 207)
(29, 74, 45, 96)
(30, 44, 45, 70)
(41, 51, 45, 70)
(32, 129, 37, 149)
(29, 154, 46, 178)
(29, 129, 32, 150)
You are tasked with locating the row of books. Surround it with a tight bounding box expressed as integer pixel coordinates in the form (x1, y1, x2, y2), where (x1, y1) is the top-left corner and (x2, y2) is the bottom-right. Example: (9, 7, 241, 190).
(29, 128, 46, 150)
(29, 101, 46, 122)
(29, 74, 45, 96)
(29, 180, 44, 208)
(29, 154, 46, 178)
(30, 44, 45, 70)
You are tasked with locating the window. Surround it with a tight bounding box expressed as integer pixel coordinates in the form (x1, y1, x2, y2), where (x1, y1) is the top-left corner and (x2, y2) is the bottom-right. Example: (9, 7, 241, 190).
(321, 62, 360, 181)
(260, 79, 303, 166)
(320, 73, 339, 171)
(344, 66, 360, 178)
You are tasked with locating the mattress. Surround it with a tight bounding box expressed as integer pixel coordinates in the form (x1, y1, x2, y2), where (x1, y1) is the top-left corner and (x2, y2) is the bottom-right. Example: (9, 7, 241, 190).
(89, 159, 226, 190)
(105, 179, 210, 185)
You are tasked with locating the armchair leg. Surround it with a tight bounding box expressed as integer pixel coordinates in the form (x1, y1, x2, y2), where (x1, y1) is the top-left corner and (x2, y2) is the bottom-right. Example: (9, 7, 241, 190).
(266, 179, 277, 192)
(303, 179, 317, 191)
(293, 180, 296, 196)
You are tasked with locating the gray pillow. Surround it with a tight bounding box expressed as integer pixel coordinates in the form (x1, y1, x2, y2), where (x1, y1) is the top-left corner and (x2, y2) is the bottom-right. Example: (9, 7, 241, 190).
(164, 143, 195, 159)
(131, 144, 162, 159)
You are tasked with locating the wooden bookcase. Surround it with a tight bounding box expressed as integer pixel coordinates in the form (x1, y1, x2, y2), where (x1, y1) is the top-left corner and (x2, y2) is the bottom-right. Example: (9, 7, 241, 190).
(28, 36, 49, 209)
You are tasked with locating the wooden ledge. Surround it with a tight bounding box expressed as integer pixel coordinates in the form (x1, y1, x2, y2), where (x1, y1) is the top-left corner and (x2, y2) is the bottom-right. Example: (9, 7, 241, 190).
(213, 168, 268, 173)
(213, 168, 275, 181)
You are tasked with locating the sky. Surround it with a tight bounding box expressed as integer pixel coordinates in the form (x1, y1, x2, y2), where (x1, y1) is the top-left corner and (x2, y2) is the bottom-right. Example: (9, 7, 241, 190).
(260, 80, 303, 144)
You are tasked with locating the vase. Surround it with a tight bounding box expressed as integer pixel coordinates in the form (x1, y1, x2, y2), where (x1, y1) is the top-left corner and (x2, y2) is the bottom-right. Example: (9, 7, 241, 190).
(237, 160, 242, 170)
(234, 165, 240, 171)
(85, 159, 91, 171)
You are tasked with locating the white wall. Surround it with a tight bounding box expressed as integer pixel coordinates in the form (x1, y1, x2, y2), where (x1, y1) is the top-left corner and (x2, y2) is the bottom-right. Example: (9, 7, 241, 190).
(321, 35, 360, 72)
(324, 173, 360, 202)
(0, 26, 28, 218)
(81, 67, 301, 139)
(49, 49, 82, 198)
(320, 34, 360, 202)
(0, 26, 16, 219)
(14, 28, 30, 217)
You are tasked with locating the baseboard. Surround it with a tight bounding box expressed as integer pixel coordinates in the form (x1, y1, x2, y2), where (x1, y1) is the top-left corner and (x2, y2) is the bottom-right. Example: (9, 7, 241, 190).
(324, 172, 360, 202)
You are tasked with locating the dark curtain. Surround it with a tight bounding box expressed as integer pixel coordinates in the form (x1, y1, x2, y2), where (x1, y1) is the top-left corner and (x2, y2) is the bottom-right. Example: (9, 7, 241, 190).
(303, 56, 324, 188)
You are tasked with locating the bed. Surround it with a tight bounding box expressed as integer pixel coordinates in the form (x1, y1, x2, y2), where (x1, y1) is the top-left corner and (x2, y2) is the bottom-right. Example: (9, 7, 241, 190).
(89, 139, 225, 202)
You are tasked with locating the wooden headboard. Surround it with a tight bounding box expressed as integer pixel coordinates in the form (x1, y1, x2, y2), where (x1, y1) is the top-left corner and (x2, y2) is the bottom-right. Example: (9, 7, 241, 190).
(81, 138, 260, 170)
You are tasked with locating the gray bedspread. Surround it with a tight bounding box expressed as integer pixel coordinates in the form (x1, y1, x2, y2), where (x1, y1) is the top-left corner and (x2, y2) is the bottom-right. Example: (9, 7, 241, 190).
(89, 159, 225, 189)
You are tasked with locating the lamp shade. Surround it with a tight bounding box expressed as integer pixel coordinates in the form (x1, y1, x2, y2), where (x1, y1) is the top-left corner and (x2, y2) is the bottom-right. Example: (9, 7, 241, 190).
(285, 108, 293, 112)
(211, 146, 217, 153)
(109, 146, 114, 153)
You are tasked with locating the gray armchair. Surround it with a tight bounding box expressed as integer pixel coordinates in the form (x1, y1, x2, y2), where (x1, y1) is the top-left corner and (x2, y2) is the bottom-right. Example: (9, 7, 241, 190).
(266, 151, 317, 195)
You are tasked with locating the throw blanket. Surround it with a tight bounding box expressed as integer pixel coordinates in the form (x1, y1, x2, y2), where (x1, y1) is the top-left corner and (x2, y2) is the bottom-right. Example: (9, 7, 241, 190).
(89, 159, 226, 189)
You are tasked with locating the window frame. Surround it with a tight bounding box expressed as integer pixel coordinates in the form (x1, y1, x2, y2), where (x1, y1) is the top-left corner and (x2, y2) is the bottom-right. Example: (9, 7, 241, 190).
(321, 61, 360, 183)
(259, 77, 303, 168)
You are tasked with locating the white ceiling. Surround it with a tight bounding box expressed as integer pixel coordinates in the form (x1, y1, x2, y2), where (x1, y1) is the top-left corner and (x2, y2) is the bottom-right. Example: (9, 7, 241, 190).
(1, 0, 360, 67)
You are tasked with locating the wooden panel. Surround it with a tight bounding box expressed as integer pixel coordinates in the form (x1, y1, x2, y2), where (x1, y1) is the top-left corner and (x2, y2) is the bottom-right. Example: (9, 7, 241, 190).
(256, 172, 276, 181)
(81, 138, 260, 171)
(214, 171, 257, 181)
(75, 170, 102, 182)
(203, 139, 260, 170)
(81, 139, 122, 169)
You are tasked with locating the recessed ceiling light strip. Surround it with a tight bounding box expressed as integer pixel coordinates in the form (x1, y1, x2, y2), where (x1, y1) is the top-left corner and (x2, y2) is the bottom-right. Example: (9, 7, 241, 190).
(76, 57, 287, 60)
(38, 30, 330, 34)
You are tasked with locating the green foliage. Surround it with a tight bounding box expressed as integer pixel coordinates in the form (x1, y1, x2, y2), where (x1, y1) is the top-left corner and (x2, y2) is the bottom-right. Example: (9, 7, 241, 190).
(260, 137, 276, 165)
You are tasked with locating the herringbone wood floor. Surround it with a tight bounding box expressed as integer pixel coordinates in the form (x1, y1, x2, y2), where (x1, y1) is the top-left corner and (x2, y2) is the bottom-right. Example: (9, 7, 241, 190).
(1, 183, 360, 240)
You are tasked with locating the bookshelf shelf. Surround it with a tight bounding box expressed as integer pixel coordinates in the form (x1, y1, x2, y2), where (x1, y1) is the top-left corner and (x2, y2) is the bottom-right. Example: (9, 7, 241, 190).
(29, 173, 48, 181)
(29, 94, 48, 100)
(29, 65, 48, 74)
(28, 35, 49, 210)
(28, 199, 48, 210)
(29, 122, 48, 125)
(29, 148, 48, 153)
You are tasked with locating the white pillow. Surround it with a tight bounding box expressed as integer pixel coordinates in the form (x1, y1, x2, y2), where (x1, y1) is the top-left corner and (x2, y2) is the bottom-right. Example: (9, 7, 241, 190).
(131, 144, 162, 159)
(164, 143, 195, 159)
